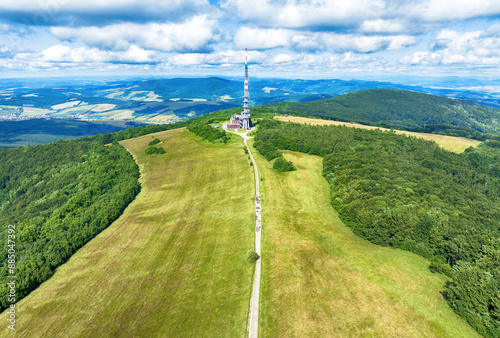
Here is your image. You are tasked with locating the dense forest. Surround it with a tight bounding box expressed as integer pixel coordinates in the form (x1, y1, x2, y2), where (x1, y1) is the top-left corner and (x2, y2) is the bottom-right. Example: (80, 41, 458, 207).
(187, 122, 230, 143)
(0, 136, 141, 311)
(255, 119, 500, 337)
(265, 89, 500, 139)
(0, 119, 203, 310)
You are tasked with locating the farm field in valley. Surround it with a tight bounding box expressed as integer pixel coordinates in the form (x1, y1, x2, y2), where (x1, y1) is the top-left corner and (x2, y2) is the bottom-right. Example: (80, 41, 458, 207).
(251, 142, 479, 337)
(0, 128, 255, 337)
(275, 116, 482, 153)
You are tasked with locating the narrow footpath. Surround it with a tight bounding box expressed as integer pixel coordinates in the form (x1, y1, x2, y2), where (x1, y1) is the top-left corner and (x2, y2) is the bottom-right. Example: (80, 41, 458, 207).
(223, 124, 261, 338)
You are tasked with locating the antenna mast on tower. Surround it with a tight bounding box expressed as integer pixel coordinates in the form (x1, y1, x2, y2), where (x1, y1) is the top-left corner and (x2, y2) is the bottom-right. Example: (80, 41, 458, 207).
(242, 48, 250, 129)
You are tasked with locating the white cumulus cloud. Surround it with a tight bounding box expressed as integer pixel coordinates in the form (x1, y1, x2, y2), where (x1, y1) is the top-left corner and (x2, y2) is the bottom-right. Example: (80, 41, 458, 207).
(168, 50, 266, 66)
(51, 15, 219, 52)
(234, 27, 292, 49)
(222, 0, 386, 28)
(406, 0, 500, 22)
(0, 0, 214, 25)
(360, 19, 406, 33)
(400, 24, 500, 66)
(41, 44, 155, 63)
(235, 27, 417, 53)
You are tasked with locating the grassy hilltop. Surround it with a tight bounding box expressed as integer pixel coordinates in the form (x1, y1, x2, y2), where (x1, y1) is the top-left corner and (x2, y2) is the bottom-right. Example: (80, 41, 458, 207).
(253, 118, 500, 336)
(2, 92, 497, 335)
(0, 129, 254, 337)
(252, 143, 478, 337)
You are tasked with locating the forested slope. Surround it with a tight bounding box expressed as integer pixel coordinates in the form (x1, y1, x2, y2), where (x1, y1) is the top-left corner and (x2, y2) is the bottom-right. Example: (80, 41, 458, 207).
(255, 119, 500, 337)
(0, 112, 232, 310)
(0, 117, 228, 310)
(266, 89, 500, 138)
(0, 137, 142, 310)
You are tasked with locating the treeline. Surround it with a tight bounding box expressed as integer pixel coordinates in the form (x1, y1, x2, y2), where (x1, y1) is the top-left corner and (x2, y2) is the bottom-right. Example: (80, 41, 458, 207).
(253, 138, 295, 172)
(417, 125, 498, 141)
(187, 122, 229, 143)
(255, 119, 500, 336)
(253, 140, 282, 160)
(263, 89, 500, 137)
(0, 136, 141, 311)
(98, 121, 190, 145)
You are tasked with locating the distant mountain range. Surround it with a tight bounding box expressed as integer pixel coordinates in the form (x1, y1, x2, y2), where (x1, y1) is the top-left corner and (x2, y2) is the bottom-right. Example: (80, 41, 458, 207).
(1, 76, 500, 122)
(1, 76, 500, 147)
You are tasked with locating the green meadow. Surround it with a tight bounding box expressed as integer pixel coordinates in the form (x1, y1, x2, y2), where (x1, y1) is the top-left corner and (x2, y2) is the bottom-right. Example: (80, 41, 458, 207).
(0, 128, 254, 337)
(0, 124, 482, 337)
(251, 141, 479, 337)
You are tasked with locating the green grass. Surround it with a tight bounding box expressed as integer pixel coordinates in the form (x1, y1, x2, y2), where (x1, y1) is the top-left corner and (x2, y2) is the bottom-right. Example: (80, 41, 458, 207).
(251, 141, 479, 337)
(0, 128, 254, 337)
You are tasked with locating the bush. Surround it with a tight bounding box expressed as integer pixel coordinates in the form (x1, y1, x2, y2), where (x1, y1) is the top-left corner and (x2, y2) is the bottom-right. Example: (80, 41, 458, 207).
(247, 251, 259, 263)
(273, 157, 296, 172)
(148, 138, 161, 146)
(145, 146, 166, 155)
(429, 262, 452, 277)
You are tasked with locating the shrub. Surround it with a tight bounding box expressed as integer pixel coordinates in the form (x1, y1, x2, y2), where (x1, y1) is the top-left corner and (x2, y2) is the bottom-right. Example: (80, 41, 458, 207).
(273, 157, 296, 172)
(429, 262, 452, 277)
(145, 146, 166, 155)
(148, 138, 161, 146)
(247, 251, 259, 263)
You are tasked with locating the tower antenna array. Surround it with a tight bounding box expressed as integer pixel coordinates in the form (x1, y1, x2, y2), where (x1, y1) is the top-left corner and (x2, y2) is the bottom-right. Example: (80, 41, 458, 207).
(242, 48, 250, 129)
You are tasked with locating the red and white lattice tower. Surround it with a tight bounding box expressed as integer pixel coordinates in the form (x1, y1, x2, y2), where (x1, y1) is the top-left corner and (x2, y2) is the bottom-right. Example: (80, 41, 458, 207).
(242, 48, 251, 129)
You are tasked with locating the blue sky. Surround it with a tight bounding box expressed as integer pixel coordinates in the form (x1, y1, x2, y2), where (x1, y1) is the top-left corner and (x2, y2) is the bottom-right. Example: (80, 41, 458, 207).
(1, 0, 500, 81)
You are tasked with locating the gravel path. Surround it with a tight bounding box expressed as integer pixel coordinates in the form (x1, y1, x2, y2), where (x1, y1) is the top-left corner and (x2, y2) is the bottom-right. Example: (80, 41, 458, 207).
(223, 124, 261, 338)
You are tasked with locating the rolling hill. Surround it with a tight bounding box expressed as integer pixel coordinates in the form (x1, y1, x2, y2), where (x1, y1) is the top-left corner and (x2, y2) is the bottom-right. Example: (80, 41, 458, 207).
(0, 128, 254, 336)
(254, 118, 500, 336)
(1, 97, 498, 335)
(252, 143, 478, 337)
(3, 76, 500, 128)
(266, 89, 500, 136)
(0, 125, 482, 337)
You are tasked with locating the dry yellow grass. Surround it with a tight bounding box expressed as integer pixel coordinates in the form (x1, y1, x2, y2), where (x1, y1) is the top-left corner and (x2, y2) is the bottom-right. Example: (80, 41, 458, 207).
(253, 143, 479, 337)
(276, 116, 482, 153)
(0, 128, 254, 337)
